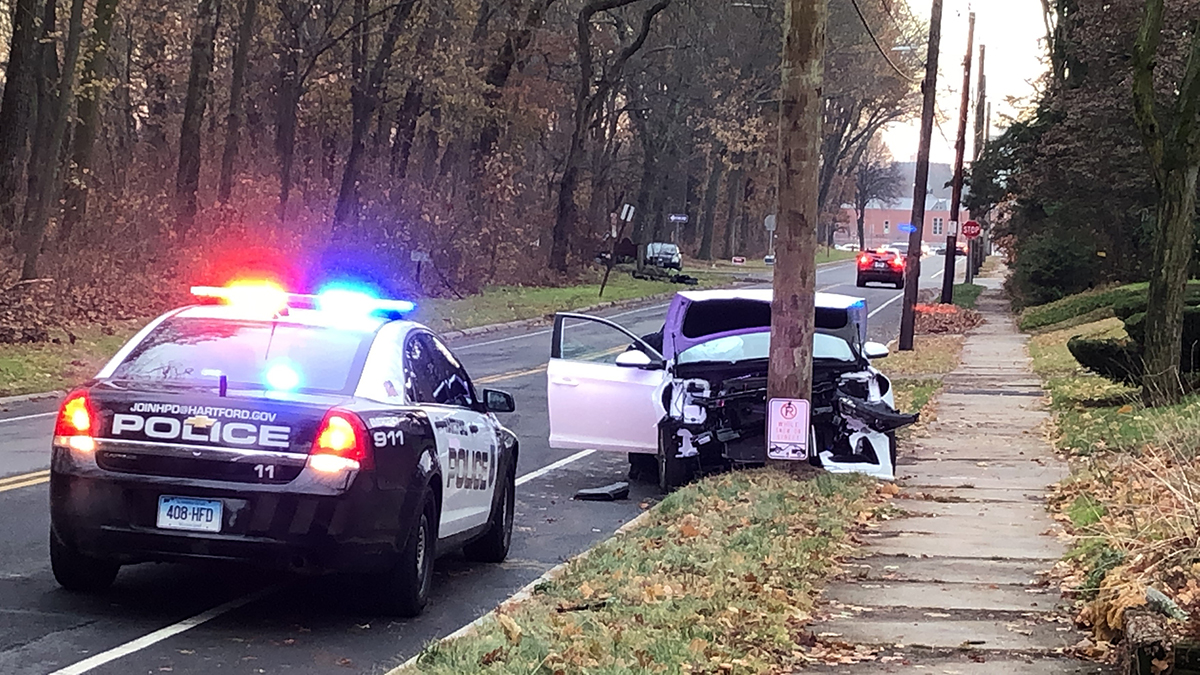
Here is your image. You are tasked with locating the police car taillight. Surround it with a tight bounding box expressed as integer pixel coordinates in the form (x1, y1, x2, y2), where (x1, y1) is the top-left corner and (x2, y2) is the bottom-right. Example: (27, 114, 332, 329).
(54, 390, 96, 452)
(308, 409, 372, 473)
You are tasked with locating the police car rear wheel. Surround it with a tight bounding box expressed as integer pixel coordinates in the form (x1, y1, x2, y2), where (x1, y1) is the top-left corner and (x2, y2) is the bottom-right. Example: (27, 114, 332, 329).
(50, 533, 119, 593)
(463, 467, 515, 563)
(382, 491, 437, 617)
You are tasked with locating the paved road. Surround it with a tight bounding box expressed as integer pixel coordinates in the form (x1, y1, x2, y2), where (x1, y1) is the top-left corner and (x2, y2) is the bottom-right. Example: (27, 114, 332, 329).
(0, 256, 960, 674)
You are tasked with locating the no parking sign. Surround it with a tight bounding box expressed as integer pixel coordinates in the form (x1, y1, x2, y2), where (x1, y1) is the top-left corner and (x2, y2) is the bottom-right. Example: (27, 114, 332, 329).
(767, 398, 811, 460)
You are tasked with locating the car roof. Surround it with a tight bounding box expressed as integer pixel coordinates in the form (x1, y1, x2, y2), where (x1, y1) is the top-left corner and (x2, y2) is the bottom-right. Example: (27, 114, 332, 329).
(171, 305, 416, 333)
(674, 288, 864, 310)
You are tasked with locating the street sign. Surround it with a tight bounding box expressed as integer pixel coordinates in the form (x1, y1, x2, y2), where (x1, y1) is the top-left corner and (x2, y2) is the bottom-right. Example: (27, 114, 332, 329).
(732, 256, 746, 265)
(949, 220, 960, 236)
(410, 251, 431, 263)
(764, 214, 777, 231)
(669, 213, 688, 223)
(767, 398, 811, 460)
(961, 220, 982, 239)
(898, 223, 916, 234)
(620, 204, 635, 222)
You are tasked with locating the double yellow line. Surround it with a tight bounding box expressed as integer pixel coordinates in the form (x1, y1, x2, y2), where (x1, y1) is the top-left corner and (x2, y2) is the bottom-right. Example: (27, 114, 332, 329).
(0, 469, 50, 494)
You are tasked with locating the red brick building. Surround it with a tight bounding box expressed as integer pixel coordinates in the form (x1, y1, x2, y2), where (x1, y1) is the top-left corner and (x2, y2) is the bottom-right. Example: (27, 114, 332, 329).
(837, 196, 967, 251)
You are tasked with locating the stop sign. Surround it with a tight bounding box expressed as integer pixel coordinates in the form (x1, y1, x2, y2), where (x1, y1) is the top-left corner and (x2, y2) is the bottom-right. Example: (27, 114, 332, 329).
(961, 220, 982, 239)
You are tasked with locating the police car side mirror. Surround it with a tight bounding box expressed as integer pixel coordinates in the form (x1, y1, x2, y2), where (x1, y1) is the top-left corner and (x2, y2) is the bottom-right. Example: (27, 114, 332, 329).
(864, 341, 890, 360)
(483, 389, 516, 414)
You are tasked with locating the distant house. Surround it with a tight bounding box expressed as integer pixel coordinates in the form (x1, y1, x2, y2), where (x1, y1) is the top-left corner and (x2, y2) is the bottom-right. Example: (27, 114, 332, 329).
(837, 162, 968, 250)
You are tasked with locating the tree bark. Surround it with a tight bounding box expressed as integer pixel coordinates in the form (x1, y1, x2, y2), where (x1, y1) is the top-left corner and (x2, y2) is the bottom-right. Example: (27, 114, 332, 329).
(218, 0, 259, 204)
(721, 162, 744, 260)
(19, 0, 86, 279)
(275, 5, 301, 217)
(175, 0, 221, 230)
(332, 0, 419, 231)
(768, 0, 827, 441)
(60, 0, 120, 241)
(1133, 0, 1200, 406)
(0, 0, 42, 237)
(390, 82, 422, 179)
(697, 147, 724, 260)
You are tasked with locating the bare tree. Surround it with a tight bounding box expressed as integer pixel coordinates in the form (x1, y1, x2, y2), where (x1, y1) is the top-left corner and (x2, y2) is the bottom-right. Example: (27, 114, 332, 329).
(0, 0, 40, 236)
(853, 139, 902, 250)
(217, 0, 259, 204)
(175, 0, 222, 229)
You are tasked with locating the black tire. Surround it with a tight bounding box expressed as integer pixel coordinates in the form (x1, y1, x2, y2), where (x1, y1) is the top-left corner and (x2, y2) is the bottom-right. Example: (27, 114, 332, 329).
(380, 490, 437, 617)
(463, 467, 515, 563)
(895, 278, 905, 289)
(657, 430, 690, 493)
(856, 277, 866, 288)
(50, 533, 119, 593)
(628, 453, 659, 483)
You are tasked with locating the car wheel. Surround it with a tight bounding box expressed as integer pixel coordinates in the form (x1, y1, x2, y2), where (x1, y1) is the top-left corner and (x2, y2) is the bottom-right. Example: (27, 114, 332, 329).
(657, 430, 691, 493)
(856, 277, 866, 288)
(895, 278, 905, 290)
(463, 466, 515, 563)
(380, 490, 437, 617)
(628, 453, 659, 482)
(51, 532, 119, 593)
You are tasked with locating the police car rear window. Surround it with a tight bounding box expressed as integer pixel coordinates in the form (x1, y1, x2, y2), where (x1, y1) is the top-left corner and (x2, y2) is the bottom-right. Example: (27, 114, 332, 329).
(109, 317, 374, 395)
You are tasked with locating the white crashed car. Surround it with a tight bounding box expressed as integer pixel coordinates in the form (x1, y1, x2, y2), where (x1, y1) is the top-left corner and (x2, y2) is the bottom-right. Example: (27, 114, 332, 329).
(546, 289, 916, 490)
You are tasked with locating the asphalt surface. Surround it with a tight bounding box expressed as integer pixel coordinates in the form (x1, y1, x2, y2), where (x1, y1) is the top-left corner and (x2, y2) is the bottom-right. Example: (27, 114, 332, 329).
(0, 256, 960, 674)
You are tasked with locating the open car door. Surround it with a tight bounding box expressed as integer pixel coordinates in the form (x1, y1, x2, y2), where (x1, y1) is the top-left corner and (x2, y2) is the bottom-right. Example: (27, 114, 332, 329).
(547, 313, 666, 453)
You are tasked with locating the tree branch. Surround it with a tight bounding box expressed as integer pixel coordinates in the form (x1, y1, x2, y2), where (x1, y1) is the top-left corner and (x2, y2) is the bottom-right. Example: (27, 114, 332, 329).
(1132, 0, 1166, 185)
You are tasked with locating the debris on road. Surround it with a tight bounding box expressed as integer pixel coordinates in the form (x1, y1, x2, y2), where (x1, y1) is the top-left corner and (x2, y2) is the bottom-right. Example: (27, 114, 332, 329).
(573, 482, 630, 501)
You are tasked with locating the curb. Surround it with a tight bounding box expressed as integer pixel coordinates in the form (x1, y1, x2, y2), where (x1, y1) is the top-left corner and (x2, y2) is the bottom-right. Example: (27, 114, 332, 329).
(386, 507, 656, 674)
(0, 390, 65, 407)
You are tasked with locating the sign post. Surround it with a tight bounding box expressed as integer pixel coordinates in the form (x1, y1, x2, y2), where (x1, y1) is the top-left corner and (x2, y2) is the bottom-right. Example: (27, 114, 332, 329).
(669, 213, 688, 244)
(764, 215, 777, 256)
(600, 205, 637, 297)
(767, 398, 811, 460)
(962, 219, 981, 283)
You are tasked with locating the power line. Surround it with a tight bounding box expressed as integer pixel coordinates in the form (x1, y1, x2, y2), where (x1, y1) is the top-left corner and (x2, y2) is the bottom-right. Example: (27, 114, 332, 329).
(847, 0, 920, 83)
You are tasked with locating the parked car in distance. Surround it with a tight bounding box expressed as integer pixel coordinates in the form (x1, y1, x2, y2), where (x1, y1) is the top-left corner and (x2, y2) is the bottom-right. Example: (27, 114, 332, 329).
(646, 243, 682, 270)
(835, 243, 860, 251)
(856, 247, 905, 289)
(887, 242, 911, 256)
(764, 255, 775, 265)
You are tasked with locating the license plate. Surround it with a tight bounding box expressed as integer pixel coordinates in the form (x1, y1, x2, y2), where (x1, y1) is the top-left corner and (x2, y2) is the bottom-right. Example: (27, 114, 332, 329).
(874, 262, 886, 269)
(157, 496, 222, 533)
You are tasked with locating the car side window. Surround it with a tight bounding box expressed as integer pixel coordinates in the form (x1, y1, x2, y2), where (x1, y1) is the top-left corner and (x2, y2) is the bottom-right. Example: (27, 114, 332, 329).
(404, 335, 439, 404)
(404, 333, 477, 408)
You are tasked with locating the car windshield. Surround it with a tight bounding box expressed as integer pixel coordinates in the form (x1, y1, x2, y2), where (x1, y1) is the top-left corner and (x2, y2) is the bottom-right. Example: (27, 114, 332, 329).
(108, 317, 375, 394)
(648, 243, 678, 255)
(676, 331, 856, 365)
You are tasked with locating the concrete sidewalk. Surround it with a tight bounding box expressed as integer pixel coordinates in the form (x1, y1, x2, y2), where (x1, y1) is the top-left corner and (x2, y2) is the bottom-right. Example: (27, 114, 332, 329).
(811, 280, 1109, 673)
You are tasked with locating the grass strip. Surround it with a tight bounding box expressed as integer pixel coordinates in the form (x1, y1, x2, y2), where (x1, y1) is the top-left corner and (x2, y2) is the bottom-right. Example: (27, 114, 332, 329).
(880, 335, 964, 377)
(408, 469, 875, 675)
(951, 283, 983, 309)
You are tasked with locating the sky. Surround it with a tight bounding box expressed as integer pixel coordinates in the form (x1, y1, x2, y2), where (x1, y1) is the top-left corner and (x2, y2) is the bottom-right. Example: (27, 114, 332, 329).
(882, 0, 1049, 164)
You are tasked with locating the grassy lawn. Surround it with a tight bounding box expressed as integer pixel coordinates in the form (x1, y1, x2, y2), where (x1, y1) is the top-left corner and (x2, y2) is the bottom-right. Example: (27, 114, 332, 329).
(816, 248, 859, 264)
(404, 469, 877, 675)
(952, 283, 983, 309)
(0, 322, 143, 397)
(880, 335, 965, 377)
(892, 378, 942, 415)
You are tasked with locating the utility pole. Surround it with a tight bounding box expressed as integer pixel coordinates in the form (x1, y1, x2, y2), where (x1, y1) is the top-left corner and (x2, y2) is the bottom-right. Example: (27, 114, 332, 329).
(768, 0, 826, 458)
(967, 44, 986, 284)
(899, 0, 944, 351)
(940, 12, 974, 304)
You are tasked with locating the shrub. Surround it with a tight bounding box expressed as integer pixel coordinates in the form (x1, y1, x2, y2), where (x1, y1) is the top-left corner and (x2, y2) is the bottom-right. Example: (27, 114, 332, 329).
(1067, 336, 1143, 385)
(1010, 233, 1102, 310)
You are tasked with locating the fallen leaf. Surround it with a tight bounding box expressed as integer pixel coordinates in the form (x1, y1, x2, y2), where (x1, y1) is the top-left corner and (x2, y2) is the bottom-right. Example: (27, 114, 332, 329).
(579, 581, 595, 599)
(497, 613, 523, 645)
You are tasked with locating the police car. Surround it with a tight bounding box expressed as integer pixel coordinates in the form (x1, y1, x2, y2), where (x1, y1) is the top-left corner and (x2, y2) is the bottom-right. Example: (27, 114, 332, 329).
(48, 282, 519, 616)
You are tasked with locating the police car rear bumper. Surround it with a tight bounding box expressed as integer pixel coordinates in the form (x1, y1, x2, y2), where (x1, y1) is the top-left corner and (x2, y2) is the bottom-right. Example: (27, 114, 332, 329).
(50, 448, 424, 574)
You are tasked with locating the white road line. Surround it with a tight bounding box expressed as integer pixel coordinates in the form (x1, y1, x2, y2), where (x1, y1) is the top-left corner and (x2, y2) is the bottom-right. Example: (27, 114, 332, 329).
(49, 584, 283, 675)
(46, 447, 601, 674)
(868, 292, 905, 319)
(515, 449, 595, 486)
(0, 411, 55, 425)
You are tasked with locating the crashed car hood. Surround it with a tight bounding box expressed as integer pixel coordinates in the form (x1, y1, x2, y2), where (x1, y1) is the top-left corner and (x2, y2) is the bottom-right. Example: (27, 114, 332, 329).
(661, 289, 868, 361)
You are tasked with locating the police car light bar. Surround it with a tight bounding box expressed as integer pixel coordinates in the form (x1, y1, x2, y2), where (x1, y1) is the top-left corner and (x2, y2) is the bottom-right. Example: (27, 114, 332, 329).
(190, 283, 416, 316)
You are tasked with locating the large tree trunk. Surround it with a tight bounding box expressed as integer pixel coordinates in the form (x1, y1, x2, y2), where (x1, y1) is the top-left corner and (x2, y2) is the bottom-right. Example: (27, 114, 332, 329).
(0, 0, 42, 238)
(332, 0, 419, 231)
(19, 0, 86, 280)
(274, 8, 301, 217)
(175, 0, 222, 229)
(217, 0, 259, 204)
(697, 149, 724, 260)
(390, 82, 422, 179)
(721, 163, 745, 260)
(60, 0, 120, 241)
(1142, 167, 1200, 403)
(142, 4, 170, 155)
(1132, 0, 1200, 406)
